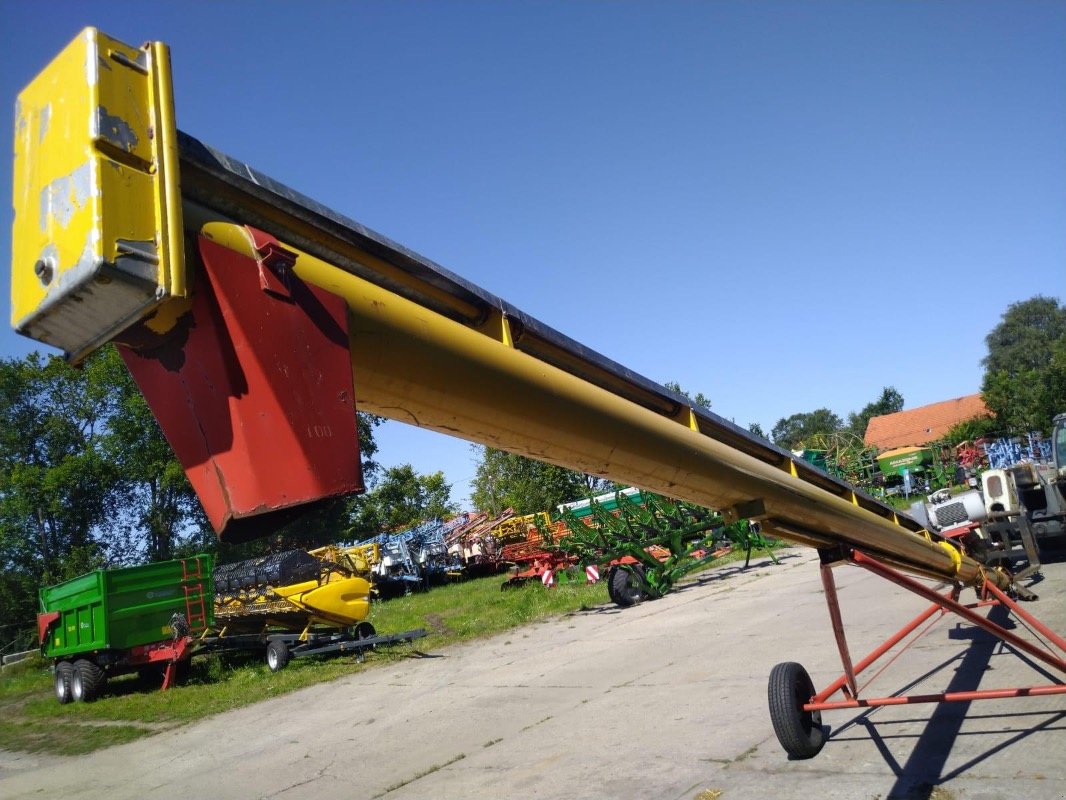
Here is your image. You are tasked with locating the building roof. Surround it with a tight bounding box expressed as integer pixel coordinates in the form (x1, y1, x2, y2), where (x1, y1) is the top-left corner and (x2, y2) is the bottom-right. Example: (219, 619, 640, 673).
(863, 394, 990, 452)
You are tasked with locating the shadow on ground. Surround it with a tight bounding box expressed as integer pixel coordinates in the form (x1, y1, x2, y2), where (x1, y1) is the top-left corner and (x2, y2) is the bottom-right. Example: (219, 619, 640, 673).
(825, 602, 1066, 799)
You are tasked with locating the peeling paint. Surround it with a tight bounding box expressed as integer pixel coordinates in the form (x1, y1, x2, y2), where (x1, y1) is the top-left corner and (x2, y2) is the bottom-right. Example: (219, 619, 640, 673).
(39, 162, 93, 231)
(14, 99, 26, 141)
(77, 236, 99, 276)
(95, 105, 139, 152)
(39, 103, 50, 144)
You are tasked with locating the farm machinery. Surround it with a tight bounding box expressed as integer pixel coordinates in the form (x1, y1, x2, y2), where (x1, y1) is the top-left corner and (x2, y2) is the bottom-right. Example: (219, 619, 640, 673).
(444, 509, 518, 575)
(13, 29, 1066, 753)
(206, 543, 424, 677)
(39, 546, 425, 703)
(908, 412, 1066, 582)
(38, 555, 214, 703)
(354, 516, 467, 597)
(213, 544, 378, 632)
(545, 490, 779, 606)
(495, 488, 779, 603)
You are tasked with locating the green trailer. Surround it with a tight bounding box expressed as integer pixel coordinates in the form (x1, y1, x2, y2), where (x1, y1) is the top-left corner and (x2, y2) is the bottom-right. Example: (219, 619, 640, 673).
(876, 446, 934, 477)
(37, 555, 213, 703)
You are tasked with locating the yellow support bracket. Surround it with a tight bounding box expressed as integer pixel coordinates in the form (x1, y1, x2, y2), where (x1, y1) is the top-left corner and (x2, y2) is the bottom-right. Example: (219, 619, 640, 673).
(501, 313, 515, 347)
(937, 540, 963, 575)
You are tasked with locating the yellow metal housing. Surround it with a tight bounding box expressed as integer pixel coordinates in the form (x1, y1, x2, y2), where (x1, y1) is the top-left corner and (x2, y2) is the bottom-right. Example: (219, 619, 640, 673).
(270, 575, 373, 627)
(10, 28, 184, 361)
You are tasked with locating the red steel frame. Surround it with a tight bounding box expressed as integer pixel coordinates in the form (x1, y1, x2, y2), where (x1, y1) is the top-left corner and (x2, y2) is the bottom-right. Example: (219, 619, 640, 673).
(127, 637, 195, 689)
(806, 548, 1066, 714)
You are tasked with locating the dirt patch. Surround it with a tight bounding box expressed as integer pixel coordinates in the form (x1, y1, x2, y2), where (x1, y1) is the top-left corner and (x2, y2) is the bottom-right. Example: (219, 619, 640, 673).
(423, 614, 450, 635)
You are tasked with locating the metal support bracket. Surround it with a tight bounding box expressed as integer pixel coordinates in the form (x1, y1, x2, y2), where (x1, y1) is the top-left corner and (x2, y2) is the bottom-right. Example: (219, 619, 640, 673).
(807, 548, 1066, 715)
(248, 227, 298, 300)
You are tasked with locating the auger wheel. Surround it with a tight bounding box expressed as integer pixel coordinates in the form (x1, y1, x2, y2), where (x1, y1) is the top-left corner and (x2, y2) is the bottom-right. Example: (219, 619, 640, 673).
(767, 661, 825, 758)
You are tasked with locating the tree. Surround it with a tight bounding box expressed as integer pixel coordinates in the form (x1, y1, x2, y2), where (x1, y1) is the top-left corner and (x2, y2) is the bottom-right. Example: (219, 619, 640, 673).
(943, 415, 1000, 446)
(846, 386, 904, 440)
(770, 409, 843, 451)
(356, 413, 385, 486)
(470, 447, 603, 515)
(0, 351, 124, 630)
(98, 347, 209, 562)
(664, 381, 711, 411)
(348, 464, 457, 539)
(982, 296, 1066, 375)
(748, 422, 767, 439)
(980, 296, 1066, 432)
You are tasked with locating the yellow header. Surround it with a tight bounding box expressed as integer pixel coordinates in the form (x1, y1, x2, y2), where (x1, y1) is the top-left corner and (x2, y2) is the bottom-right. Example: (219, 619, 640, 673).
(10, 28, 184, 361)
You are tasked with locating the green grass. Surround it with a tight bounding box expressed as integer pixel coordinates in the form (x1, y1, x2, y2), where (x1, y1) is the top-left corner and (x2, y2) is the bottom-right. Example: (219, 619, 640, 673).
(0, 547, 780, 756)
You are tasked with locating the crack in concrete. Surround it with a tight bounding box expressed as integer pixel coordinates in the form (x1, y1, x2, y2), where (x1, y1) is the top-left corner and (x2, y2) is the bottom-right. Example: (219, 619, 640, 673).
(258, 753, 338, 799)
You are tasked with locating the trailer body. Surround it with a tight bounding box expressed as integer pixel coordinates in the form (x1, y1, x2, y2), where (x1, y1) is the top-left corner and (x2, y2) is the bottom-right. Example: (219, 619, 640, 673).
(38, 555, 213, 658)
(38, 555, 212, 704)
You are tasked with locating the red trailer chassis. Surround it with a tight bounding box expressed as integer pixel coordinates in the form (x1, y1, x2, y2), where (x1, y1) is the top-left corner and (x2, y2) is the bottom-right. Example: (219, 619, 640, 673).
(768, 545, 1066, 758)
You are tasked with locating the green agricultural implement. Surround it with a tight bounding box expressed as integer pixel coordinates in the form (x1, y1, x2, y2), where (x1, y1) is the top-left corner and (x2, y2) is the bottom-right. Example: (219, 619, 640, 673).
(544, 491, 779, 606)
(797, 431, 880, 490)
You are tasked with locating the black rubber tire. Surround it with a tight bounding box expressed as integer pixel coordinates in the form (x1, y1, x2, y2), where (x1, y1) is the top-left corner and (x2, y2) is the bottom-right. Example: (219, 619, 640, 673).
(266, 639, 290, 673)
(605, 565, 621, 605)
(54, 662, 73, 705)
(71, 659, 106, 703)
(607, 564, 648, 608)
(767, 661, 825, 759)
(354, 622, 376, 640)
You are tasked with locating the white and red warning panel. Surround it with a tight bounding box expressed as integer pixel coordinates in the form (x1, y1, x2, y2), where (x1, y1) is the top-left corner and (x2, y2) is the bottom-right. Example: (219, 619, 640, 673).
(586, 565, 600, 583)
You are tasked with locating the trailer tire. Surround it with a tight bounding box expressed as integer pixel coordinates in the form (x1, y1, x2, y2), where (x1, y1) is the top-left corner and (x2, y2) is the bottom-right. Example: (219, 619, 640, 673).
(266, 640, 290, 673)
(71, 659, 106, 703)
(54, 662, 73, 704)
(354, 622, 376, 640)
(607, 564, 648, 607)
(767, 661, 825, 759)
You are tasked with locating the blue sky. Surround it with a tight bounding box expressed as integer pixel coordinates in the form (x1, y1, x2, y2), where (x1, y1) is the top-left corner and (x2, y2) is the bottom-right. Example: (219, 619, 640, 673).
(2, 2, 1064, 508)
